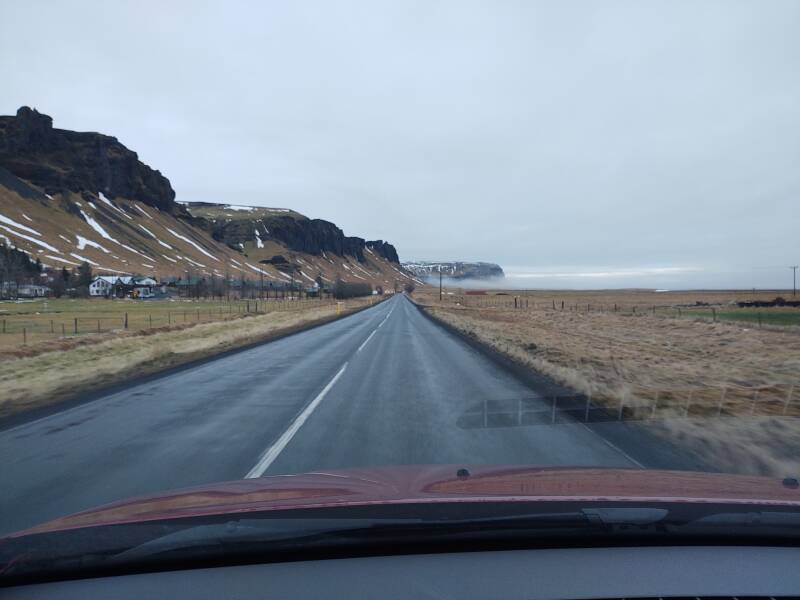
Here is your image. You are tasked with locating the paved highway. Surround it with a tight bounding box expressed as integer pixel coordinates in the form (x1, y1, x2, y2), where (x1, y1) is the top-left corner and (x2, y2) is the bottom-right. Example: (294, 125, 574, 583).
(0, 295, 702, 535)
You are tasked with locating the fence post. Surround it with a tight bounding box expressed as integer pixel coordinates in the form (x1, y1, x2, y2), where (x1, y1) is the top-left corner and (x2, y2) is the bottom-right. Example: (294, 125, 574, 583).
(584, 394, 591, 422)
(551, 396, 557, 423)
(23, 327, 27, 345)
(196, 309, 200, 321)
(168, 311, 172, 325)
(712, 307, 717, 322)
(74, 318, 78, 334)
(124, 312, 128, 329)
(651, 391, 659, 420)
(97, 320, 100, 333)
(618, 395, 624, 421)
(717, 387, 726, 417)
(149, 314, 152, 329)
(684, 391, 692, 417)
(784, 386, 794, 415)
(61, 323, 65, 337)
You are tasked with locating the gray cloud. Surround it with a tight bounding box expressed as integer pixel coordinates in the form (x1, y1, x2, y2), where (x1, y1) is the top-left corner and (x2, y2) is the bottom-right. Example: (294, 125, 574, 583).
(1, 0, 798, 288)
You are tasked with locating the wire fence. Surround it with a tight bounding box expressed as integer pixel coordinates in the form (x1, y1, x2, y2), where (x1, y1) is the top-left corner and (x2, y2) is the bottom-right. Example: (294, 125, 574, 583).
(441, 294, 800, 328)
(0, 298, 341, 349)
(457, 384, 799, 429)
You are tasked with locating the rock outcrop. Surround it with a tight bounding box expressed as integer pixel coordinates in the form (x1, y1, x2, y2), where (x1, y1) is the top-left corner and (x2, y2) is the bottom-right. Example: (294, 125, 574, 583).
(366, 240, 399, 263)
(184, 202, 401, 263)
(0, 107, 176, 212)
(0, 106, 406, 268)
(402, 261, 504, 281)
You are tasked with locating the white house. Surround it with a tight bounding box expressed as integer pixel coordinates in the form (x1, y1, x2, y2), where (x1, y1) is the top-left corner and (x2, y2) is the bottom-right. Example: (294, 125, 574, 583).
(89, 276, 117, 297)
(90, 275, 160, 298)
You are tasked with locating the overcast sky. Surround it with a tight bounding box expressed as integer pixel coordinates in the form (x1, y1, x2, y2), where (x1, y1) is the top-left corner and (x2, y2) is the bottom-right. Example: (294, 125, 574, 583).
(1, 1, 798, 288)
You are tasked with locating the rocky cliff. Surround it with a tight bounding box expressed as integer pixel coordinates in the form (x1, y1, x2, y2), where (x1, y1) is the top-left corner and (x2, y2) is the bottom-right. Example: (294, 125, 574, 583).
(0, 107, 177, 212)
(184, 202, 400, 264)
(0, 107, 404, 268)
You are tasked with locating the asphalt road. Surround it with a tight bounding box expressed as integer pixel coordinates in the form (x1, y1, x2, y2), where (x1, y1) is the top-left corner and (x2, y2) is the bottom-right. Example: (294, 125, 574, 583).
(0, 294, 702, 536)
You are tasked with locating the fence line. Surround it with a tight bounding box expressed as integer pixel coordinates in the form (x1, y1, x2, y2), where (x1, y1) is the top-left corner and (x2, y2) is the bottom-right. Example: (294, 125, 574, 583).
(0, 296, 359, 348)
(457, 384, 798, 429)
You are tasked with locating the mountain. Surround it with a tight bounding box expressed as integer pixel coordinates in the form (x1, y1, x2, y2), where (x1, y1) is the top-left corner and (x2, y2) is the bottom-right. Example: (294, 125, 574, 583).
(402, 261, 505, 282)
(0, 106, 418, 289)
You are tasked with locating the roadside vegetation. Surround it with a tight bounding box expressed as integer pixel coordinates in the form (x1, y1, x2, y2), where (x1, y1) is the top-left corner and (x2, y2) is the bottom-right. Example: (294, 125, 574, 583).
(0, 296, 382, 419)
(413, 288, 800, 477)
(0, 297, 327, 354)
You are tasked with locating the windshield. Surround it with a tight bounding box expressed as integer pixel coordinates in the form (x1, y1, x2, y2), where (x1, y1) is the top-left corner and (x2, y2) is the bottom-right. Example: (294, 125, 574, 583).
(1, 0, 799, 583)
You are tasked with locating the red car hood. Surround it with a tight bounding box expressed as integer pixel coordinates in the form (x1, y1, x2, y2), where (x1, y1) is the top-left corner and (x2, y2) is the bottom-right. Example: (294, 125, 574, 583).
(9, 466, 800, 538)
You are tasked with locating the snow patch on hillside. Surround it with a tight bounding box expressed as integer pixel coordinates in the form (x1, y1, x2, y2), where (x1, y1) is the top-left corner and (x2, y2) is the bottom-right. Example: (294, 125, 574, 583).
(166, 227, 220, 262)
(98, 192, 132, 219)
(0, 212, 41, 236)
(79, 209, 119, 244)
(138, 224, 173, 249)
(76, 235, 110, 253)
(0, 224, 59, 252)
(70, 253, 99, 266)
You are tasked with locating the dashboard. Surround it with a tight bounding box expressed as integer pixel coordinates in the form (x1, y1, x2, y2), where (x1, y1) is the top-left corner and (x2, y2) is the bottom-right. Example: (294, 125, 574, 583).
(4, 545, 799, 599)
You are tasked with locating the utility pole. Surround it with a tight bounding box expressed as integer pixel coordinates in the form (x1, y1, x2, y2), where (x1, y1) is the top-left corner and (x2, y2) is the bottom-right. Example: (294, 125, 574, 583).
(791, 265, 798, 297)
(439, 266, 442, 302)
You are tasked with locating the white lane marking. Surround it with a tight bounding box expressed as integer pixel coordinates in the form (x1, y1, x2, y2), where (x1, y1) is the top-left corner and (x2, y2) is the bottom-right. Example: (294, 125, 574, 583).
(245, 362, 349, 478)
(579, 422, 645, 468)
(357, 329, 377, 353)
(377, 308, 394, 328)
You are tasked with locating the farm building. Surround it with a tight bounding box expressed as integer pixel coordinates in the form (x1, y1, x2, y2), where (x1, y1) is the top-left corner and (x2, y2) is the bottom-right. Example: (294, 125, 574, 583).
(89, 276, 159, 298)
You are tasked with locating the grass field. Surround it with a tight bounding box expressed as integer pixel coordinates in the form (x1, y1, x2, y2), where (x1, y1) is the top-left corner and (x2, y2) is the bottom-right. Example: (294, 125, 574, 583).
(0, 297, 339, 355)
(0, 295, 382, 418)
(414, 287, 800, 476)
(684, 310, 800, 327)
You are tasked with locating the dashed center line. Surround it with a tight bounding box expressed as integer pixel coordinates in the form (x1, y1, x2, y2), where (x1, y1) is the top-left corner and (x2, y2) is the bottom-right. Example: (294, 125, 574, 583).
(245, 362, 349, 478)
(246, 302, 394, 477)
(357, 329, 377, 353)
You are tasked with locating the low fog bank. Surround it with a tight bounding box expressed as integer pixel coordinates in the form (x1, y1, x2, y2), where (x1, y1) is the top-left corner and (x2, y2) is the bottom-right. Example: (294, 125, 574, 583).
(437, 266, 797, 291)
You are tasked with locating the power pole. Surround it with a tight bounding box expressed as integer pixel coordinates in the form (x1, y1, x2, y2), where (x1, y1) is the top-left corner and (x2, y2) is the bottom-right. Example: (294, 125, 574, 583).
(791, 266, 798, 297)
(439, 266, 442, 302)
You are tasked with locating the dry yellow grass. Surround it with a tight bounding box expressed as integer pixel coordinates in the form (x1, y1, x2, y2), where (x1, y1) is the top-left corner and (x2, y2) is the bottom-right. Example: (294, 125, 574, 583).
(0, 297, 379, 419)
(653, 417, 800, 477)
(0, 297, 332, 355)
(414, 289, 800, 476)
